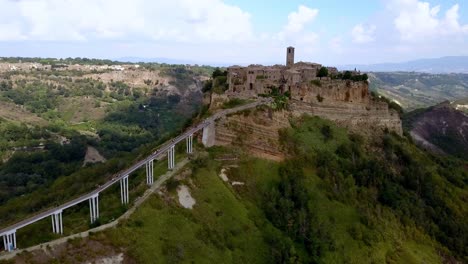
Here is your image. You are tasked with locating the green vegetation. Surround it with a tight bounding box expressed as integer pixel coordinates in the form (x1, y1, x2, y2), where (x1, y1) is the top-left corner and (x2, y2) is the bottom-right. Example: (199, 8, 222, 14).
(310, 79, 322, 87)
(276, 116, 467, 262)
(203, 67, 229, 94)
(0, 57, 123, 66)
(260, 86, 288, 110)
(316, 94, 324, 102)
(0, 63, 208, 229)
(46, 114, 467, 263)
(317, 67, 329, 78)
(101, 159, 271, 263)
(221, 98, 249, 109)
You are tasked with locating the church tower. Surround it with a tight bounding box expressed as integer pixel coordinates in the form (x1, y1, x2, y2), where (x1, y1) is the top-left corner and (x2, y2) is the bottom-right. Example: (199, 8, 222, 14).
(286, 46, 295, 67)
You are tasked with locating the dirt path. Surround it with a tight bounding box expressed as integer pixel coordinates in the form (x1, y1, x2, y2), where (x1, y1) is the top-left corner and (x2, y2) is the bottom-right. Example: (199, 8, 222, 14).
(0, 158, 189, 261)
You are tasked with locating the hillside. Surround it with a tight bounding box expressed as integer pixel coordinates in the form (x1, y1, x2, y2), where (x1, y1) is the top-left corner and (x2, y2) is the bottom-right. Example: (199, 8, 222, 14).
(369, 72, 468, 111)
(6, 113, 467, 263)
(0, 60, 210, 219)
(404, 102, 468, 158)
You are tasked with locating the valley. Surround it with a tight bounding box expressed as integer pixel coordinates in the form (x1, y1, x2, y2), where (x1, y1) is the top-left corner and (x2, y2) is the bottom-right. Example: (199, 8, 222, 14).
(369, 72, 468, 111)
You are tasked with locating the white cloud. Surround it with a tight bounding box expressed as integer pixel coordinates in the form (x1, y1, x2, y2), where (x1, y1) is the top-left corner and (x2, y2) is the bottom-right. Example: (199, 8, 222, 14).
(283, 5, 319, 34)
(389, 0, 468, 41)
(0, 0, 253, 43)
(277, 5, 320, 53)
(0, 23, 26, 41)
(351, 24, 376, 43)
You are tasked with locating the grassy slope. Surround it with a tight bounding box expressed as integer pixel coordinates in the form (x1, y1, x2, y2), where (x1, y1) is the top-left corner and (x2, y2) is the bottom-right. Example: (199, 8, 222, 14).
(73, 148, 442, 263)
(103, 159, 272, 263)
(6, 115, 466, 263)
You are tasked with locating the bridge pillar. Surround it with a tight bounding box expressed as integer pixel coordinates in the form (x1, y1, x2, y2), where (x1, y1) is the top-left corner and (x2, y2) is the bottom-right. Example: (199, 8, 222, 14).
(2, 230, 16, 252)
(89, 194, 99, 223)
(120, 176, 129, 205)
(186, 134, 193, 154)
(168, 145, 175, 170)
(146, 160, 154, 186)
(202, 122, 215, 147)
(51, 210, 63, 234)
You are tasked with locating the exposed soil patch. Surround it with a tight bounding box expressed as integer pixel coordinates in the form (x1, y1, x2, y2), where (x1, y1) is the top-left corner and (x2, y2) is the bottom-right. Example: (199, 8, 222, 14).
(177, 185, 196, 209)
(83, 146, 106, 166)
(219, 168, 229, 182)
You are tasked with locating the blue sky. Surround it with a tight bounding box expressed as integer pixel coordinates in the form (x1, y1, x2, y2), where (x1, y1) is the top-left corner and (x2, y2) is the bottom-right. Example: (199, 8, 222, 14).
(0, 0, 467, 66)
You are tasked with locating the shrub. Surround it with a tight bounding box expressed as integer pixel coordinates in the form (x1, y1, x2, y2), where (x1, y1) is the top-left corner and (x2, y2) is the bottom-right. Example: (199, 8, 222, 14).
(316, 94, 324, 102)
(310, 80, 322, 87)
(317, 67, 329, 78)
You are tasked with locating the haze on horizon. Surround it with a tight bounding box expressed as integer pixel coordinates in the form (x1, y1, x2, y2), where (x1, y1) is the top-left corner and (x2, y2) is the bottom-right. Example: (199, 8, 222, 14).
(0, 0, 467, 66)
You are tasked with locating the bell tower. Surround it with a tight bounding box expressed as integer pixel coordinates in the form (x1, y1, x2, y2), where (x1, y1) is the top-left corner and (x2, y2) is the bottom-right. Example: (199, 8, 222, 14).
(286, 46, 295, 67)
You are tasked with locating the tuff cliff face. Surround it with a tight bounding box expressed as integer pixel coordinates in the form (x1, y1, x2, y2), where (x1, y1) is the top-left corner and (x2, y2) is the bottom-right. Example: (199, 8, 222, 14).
(291, 79, 370, 105)
(213, 98, 402, 160)
(214, 108, 290, 161)
(210, 76, 402, 160)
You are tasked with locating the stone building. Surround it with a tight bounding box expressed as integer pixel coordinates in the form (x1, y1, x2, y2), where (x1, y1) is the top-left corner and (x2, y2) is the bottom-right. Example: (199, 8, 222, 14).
(227, 48, 325, 97)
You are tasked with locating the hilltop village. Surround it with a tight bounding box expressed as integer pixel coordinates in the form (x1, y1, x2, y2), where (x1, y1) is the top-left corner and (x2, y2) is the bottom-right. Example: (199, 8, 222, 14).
(212, 47, 402, 160)
(225, 47, 369, 104)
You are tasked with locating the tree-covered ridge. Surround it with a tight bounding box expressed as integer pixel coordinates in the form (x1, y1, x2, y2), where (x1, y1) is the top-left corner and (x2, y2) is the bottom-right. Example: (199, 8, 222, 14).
(272, 116, 467, 262)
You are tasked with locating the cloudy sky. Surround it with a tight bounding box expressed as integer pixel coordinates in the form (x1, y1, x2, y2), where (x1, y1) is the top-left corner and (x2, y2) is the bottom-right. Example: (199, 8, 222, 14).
(0, 0, 467, 65)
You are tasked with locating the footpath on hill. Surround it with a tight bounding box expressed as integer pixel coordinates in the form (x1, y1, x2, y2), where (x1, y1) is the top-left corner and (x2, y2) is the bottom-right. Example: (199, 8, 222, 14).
(0, 158, 190, 261)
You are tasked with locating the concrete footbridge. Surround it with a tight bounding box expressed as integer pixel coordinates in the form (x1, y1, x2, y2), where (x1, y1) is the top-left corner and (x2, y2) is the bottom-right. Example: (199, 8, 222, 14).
(0, 99, 270, 252)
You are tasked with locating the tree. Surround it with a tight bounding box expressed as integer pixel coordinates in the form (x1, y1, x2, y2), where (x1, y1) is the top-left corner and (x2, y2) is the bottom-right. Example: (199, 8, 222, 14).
(343, 71, 352, 80)
(317, 67, 329, 78)
(212, 68, 226, 78)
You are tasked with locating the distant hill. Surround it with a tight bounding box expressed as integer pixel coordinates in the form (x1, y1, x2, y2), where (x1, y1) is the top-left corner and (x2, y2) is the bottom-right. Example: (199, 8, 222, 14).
(404, 102, 468, 158)
(369, 72, 468, 110)
(116, 57, 199, 65)
(341, 56, 468, 74)
(116, 57, 228, 67)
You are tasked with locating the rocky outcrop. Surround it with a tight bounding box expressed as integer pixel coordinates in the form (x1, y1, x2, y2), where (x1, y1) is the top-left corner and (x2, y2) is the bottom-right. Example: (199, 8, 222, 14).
(292, 79, 370, 105)
(289, 100, 402, 137)
(215, 108, 290, 161)
(407, 102, 468, 158)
